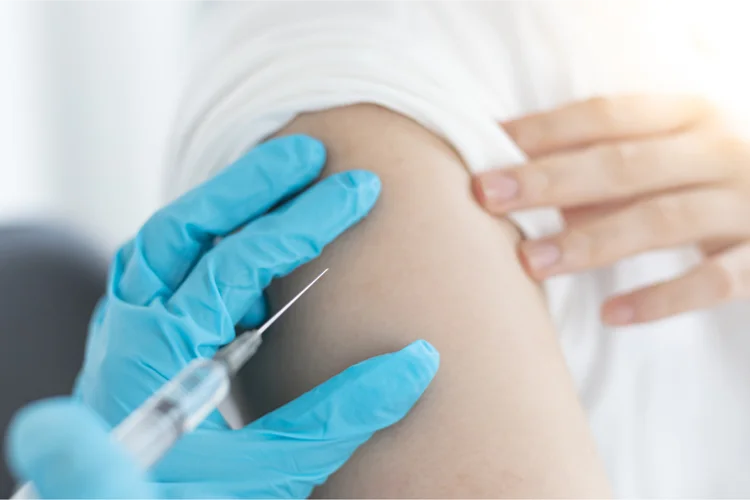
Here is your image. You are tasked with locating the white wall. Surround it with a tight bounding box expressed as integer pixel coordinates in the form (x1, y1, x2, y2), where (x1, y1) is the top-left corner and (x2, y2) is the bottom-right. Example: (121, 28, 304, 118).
(0, 1, 196, 251)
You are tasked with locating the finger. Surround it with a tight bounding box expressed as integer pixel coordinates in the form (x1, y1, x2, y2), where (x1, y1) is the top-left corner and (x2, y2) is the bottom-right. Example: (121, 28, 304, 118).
(251, 340, 439, 479)
(167, 170, 381, 346)
(503, 94, 710, 158)
(602, 242, 750, 325)
(155, 340, 439, 492)
(473, 130, 733, 213)
(253, 339, 438, 436)
(520, 188, 750, 278)
(118, 135, 327, 305)
(6, 398, 153, 499)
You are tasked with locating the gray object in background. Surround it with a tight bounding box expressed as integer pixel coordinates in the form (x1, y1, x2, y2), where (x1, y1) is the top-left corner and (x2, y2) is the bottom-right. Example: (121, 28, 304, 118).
(0, 225, 107, 497)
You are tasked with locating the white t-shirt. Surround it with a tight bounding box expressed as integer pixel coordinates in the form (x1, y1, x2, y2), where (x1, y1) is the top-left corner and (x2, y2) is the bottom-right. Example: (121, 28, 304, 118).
(165, 2, 750, 496)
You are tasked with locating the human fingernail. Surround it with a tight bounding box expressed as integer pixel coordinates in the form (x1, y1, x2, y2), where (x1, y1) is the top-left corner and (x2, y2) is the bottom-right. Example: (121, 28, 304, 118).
(602, 303, 635, 325)
(475, 173, 519, 204)
(522, 242, 561, 272)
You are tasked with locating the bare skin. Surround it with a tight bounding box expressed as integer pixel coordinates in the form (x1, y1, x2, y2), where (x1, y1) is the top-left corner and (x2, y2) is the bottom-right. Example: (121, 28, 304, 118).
(475, 95, 750, 325)
(239, 104, 610, 498)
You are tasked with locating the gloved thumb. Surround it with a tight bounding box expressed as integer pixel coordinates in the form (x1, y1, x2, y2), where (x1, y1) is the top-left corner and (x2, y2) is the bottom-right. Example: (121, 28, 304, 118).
(5, 398, 154, 499)
(149, 341, 440, 499)
(247, 340, 440, 484)
(252, 339, 440, 439)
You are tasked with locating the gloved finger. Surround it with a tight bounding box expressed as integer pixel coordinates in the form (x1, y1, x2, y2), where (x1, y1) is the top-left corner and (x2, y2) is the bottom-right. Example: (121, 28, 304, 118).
(252, 339, 438, 439)
(118, 135, 327, 305)
(237, 294, 269, 330)
(167, 170, 381, 340)
(151, 340, 439, 494)
(5, 398, 154, 499)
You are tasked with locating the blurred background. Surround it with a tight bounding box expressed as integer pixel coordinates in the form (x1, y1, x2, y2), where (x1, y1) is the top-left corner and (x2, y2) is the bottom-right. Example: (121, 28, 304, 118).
(0, 2, 202, 494)
(0, 1, 200, 251)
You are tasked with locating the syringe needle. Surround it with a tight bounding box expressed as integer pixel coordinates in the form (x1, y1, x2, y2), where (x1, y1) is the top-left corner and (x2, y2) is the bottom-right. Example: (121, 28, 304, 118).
(218, 268, 329, 373)
(10, 269, 331, 500)
(256, 268, 329, 336)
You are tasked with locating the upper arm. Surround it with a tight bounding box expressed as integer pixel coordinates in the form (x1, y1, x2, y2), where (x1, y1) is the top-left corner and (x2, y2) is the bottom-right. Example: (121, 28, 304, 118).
(239, 104, 610, 497)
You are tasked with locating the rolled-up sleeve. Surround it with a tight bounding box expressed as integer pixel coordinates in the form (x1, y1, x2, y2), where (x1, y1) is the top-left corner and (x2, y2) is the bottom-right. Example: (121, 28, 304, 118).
(166, 0, 563, 238)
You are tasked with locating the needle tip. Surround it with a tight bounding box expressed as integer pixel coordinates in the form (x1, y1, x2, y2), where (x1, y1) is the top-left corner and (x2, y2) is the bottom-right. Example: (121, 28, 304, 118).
(254, 268, 329, 336)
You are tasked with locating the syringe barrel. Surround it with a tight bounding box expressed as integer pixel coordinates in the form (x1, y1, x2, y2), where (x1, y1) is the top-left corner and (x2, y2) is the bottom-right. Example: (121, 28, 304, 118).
(10, 359, 231, 499)
(112, 358, 231, 469)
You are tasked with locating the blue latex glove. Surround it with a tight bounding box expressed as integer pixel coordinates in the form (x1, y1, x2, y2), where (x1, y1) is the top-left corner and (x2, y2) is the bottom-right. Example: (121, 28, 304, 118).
(5, 135, 440, 498)
(6, 341, 438, 499)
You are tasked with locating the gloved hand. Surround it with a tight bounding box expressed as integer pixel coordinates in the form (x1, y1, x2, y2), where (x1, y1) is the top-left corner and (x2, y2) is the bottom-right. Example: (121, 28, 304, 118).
(5, 135, 440, 498)
(6, 341, 438, 499)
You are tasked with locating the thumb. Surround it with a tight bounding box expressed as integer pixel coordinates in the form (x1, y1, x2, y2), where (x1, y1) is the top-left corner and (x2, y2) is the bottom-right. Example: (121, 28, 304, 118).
(148, 341, 440, 499)
(5, 398, 154, 499)
(247, 340, 440, 471)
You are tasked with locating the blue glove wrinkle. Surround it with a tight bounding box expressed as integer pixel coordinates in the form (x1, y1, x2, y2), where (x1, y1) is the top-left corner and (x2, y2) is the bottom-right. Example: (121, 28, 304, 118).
(62, 137, 437, 499)
(214, 242, 301, 324)
(237, 294, 269, 329)
(340, 170, 382, 215)
(103, 303, 194, 366)
(168, 217, 213, 279)
(117, 235, 173, 305)
(136, 135, 326, 298)
(164, 274, 238, 352)
(142, 209, 204, 293)
(166, 258, 250, 338)
(165, 170, 380, 328)
(216, 170, 382, 323)
(94, 354, 169, 427)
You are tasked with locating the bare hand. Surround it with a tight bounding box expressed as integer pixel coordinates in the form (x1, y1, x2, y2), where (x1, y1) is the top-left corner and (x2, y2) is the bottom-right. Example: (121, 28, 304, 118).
(472, 95, 750, 325)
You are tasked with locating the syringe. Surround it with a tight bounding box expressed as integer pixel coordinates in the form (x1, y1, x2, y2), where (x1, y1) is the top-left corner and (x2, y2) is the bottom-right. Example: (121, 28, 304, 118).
(12, 269, 328, 499)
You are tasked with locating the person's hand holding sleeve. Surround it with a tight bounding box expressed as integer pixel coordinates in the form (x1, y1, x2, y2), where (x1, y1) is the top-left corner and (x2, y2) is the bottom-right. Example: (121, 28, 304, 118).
(4, 135, 439, 498)
(473, 96, 750, 324)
